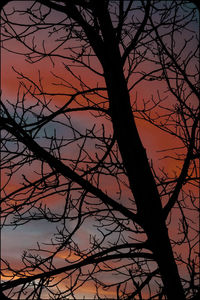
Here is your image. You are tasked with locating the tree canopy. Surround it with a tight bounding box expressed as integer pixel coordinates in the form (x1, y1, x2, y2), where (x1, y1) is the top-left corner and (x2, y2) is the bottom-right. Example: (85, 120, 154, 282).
(0, 1, 199, 299)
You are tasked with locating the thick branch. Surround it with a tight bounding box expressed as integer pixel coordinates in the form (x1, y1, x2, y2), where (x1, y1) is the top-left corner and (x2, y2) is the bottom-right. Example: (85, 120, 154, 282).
(1, 245, 152, 291)
(37, 0, 105, 62)
(0, 114, 140, 225)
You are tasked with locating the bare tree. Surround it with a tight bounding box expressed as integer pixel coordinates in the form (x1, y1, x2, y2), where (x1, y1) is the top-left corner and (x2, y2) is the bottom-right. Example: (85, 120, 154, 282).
(0, 1, 199, 299)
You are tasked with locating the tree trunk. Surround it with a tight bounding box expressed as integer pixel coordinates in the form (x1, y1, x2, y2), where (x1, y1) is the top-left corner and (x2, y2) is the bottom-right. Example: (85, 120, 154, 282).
(148, 223, 186, 300)
(107, 70, 185, 300)
(107, 75, 185, 300)
(85, 5, 186, 299)
(100, 39, 186, 300)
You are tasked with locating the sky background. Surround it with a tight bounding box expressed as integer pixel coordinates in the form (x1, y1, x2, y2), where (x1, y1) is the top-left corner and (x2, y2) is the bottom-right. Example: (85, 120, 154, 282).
(1, 1, 199, 298)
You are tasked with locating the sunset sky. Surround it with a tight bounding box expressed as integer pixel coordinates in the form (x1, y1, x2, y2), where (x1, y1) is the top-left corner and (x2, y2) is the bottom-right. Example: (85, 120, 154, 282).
(1, 1, 199, 299)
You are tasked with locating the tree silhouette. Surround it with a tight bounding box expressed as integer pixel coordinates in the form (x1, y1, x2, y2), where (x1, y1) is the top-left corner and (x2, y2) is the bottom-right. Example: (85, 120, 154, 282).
(0, 1, 199, 299)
